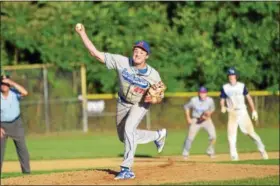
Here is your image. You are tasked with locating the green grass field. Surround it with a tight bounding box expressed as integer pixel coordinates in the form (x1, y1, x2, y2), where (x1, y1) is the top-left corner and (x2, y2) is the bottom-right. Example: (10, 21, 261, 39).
(3, 128, 279, 161)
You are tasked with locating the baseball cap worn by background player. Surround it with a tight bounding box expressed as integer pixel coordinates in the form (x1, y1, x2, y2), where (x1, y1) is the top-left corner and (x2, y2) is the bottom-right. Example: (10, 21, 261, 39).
(133, 41, 151, 55)
(198, 86, 208, 93)
(227, 67, 238, 76)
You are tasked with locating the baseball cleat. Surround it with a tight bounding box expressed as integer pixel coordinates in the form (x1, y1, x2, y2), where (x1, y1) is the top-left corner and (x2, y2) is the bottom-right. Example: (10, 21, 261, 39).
(261, 151, 269, 160)
(183, 155, 189, 160)
(154, 128, 167, 153)
(206, 147, 215, 159)
(207, 153, 216, 159)
(114, 168, 135, 180)
(231, 155, 239, 161)
(182, 150, 189, 157)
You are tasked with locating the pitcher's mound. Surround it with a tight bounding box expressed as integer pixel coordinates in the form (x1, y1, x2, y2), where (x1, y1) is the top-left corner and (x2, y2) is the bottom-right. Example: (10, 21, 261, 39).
(2, 161, 279, 185)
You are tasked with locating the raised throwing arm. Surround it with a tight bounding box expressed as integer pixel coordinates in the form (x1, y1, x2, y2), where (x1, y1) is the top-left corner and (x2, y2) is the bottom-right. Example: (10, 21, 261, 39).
(75, 23, 105, 63)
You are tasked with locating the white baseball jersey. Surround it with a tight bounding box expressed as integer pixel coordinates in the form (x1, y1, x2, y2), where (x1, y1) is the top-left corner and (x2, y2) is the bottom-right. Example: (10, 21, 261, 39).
(220, 82, 248, 110)
(104, 52, 162, 104)
(221, 81, 266, 159)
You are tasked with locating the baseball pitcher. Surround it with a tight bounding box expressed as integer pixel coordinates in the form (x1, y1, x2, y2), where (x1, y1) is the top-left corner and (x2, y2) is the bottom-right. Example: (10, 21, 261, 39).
(182, 86, 216, 159)
(220, 67, 268, 161)
(75, 23, 167, 180)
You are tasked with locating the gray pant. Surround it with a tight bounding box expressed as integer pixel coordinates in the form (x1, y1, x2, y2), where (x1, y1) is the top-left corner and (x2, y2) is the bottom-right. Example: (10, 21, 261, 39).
(1, 117, 31, 173)
(116, 98, 159, 168)
(183, 118, 216, 156)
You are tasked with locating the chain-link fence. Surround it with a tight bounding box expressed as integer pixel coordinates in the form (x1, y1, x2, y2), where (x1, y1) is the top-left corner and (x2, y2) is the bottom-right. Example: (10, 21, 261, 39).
(86, 99, 150, 132)
(2, 64, 279, 134)
(2, 64, 83, 134)
(150, 95, 279, 129)
(86, 95, 279, 131)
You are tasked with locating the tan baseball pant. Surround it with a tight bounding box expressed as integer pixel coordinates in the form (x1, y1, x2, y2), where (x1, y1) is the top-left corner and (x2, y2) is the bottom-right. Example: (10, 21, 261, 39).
(227, 109, 265, 159)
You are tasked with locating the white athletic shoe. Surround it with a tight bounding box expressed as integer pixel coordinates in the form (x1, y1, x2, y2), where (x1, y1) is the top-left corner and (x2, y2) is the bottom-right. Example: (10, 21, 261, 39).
(206, 147, 215, 159)
(182, 151, 189, 160)
(154, 128, 167, 153)
(231, 155, 239, 161)
(207, 153, 216, 159)
(261, 151, 269, 160)
(183, 155, 188, 160)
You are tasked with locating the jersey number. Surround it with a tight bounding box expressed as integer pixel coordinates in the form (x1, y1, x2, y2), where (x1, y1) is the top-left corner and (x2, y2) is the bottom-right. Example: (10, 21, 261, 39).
(133, 87, 145, 94)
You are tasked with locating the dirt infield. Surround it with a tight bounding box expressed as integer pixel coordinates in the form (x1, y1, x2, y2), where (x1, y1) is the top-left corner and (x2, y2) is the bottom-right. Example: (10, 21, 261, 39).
(2, 152, 279, 185)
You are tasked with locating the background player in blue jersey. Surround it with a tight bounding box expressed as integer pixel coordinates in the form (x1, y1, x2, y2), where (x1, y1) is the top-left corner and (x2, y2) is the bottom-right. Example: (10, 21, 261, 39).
(182, 86, 216, 159)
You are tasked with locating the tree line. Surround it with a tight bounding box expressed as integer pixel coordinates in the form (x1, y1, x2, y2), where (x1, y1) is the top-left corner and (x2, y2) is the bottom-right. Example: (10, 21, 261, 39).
(1, 1, 279, 93)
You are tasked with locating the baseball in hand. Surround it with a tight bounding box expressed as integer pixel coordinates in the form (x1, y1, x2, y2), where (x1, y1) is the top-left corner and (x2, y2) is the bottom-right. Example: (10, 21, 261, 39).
(75, 23, 84, 33)
(76, 23, 82, 30)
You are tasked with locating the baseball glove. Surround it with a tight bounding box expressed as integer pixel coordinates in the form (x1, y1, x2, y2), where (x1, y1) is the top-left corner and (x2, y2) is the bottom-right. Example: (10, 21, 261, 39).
(144, 81, 167, 104)
(196, 111, 211, 124)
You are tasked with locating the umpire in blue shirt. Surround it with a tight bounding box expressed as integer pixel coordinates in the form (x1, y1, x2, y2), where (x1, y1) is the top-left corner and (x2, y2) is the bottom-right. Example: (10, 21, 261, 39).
(0, 74, 31, 174)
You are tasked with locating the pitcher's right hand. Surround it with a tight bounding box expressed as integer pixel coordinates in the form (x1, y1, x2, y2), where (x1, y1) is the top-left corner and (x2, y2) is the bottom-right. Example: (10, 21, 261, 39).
(75, 23, 85, 35)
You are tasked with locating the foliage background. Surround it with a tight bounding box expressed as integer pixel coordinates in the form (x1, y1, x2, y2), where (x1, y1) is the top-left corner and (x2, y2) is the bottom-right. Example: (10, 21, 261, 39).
(1, 1, 279, 93)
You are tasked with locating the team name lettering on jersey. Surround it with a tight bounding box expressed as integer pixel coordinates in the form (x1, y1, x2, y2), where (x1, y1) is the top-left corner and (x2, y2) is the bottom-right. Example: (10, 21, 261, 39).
(122, 68, 149, 89)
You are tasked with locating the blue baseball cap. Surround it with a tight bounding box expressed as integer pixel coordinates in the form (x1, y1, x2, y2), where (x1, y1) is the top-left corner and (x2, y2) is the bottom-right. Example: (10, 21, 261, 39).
(227, 67, 238, 75)
(198, 86, 208, 93)
(133, 41, 151, 54)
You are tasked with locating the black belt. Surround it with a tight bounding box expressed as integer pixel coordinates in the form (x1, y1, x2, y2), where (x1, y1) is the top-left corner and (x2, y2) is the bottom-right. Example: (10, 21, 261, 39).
(118, 93, 134, 104)
(1, 114, 21, 123)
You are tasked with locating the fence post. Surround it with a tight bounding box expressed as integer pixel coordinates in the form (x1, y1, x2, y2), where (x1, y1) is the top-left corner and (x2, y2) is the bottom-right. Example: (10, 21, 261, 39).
(254, 96, 259, 126)
(261, 95, 265, 126)
(81, 64, 88, 133)
(43, 66, 50, 133)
